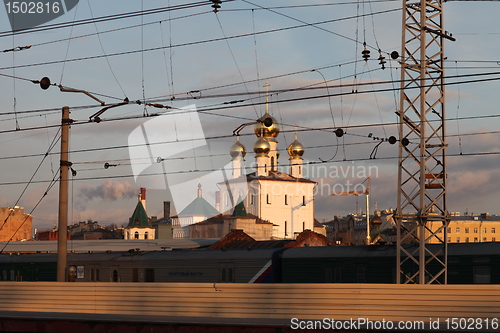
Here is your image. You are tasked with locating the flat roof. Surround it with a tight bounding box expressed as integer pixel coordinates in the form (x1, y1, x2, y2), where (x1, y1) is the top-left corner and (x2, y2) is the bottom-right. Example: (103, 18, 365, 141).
(0, 239, 218, 253)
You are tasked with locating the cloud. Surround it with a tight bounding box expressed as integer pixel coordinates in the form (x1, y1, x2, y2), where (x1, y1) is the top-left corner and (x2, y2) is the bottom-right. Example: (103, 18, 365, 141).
(78, 180, 138, 203)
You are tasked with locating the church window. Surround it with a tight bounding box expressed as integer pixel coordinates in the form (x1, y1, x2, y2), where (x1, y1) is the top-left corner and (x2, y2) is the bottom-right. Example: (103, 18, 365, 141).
(303, 222, 305, 231)
(299, 166, 302, 175)
(302, 196, 306, 206)
(267, 194, 271, 204)
(134, 231, 139, 239)
(285, 195, 288, 205)
(144, 231, 148, 239)
(285, 221, 288, 237)
(271, 156, 275, 171)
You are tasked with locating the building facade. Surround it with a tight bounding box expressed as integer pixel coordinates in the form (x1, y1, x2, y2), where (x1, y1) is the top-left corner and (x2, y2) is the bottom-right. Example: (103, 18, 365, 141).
(0, 207, 32, 241)
(218, 110, 316, 239)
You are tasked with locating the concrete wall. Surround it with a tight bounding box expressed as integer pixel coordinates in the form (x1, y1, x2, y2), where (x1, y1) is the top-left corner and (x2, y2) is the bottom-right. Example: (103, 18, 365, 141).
(0, 282, 499, 327)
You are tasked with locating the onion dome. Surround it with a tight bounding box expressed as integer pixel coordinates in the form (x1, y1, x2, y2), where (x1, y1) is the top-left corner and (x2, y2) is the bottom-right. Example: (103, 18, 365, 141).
(287, 139, 304, 159)
(253, 137, 271, 157)
(254, 111, 280, 140)
(230, 138, 246, 159)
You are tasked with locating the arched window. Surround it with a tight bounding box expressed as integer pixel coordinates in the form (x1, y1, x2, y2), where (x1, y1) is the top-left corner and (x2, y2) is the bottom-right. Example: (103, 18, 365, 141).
(144, 231, 148, 239)
(134, 231, 139, 239)
(271, 156, 275, 171)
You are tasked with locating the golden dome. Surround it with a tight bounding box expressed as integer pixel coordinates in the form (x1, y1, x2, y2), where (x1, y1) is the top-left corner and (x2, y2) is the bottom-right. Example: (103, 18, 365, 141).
(254, 112, 280, 140)
(287, 139, 304, 159)
(230, 139, 246, 159)
(253, 137, 271, 157)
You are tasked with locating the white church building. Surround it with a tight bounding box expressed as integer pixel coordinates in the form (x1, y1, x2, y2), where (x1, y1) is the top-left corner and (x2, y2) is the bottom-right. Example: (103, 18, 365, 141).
(218, 109, 317, 239)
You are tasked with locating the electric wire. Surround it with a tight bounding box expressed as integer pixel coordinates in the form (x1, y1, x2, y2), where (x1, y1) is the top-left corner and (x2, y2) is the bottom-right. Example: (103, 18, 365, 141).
(0, 126, 60, 233)
(0, 1, 223, 38)
(0, 7, 402, 71)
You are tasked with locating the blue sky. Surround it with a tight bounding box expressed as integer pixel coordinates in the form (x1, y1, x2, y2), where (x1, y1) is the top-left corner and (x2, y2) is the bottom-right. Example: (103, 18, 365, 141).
(0, 0, 499, 230)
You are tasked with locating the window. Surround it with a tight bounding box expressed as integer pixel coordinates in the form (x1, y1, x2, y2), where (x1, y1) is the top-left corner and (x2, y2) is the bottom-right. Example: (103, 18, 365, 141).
(474, 227, 478, 233)
(493, 237, 496, 242)
(325, 267, 333, 283)
(285, 221, 288, 237)
(456, 227, 460, 233)
(483, 228, 487, 234)
(302, 196, 306, 206)
(112, 270, 119, 282)
(465, 237, 469, 242)
(145, 269, 155, 282)
(483, 237, 487, 242)
(285, 195, 288, 205)
(133, 268, 139, 282)
(465, 228, 469, 233)
(474, 237, 479, 242)
(271, 156, 275, 171)
(456, 237, 460, 243)
(474, 266, 491, 284)
(90, 268, 100, 282)
(219, 263, 234, 283)
(303, 222, 305, 231)
(448, 237, 451, 242)
(266, 194, 271, 204)
(357, 267, 366, 283)
(144, 231, 148, 239)
(134, 231, 139, 239)
(334, 268, 342, 283)
(250, 194, 254, 205)
(493, 228, 496, 234)
(447, 227, 452, 233)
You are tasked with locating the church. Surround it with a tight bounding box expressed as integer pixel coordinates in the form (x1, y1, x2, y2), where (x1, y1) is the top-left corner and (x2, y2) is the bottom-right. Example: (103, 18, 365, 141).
(216, 109, 318, 239)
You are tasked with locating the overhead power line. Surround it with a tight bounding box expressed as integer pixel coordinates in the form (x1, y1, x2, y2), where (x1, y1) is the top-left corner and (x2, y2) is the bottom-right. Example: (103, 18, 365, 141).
(0, 7, 401, 71)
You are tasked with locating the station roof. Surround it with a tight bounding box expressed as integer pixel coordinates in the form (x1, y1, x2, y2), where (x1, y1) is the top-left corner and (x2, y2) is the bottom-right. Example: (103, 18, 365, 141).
(0, 239, 218, 253)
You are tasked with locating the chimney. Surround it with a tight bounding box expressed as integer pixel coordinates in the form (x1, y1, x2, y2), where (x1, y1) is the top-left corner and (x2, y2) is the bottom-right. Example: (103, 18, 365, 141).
(140, 187, 146, 211)
(164, 201, 171, 220)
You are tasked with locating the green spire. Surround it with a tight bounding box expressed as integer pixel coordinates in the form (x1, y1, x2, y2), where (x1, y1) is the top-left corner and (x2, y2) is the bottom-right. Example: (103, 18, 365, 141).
(128, 201, 150, 227)
(232, 198, 247, 217)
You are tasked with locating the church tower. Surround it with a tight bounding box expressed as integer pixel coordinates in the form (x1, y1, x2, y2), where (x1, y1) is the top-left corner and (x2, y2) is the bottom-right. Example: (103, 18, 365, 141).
(230, 137, 246, 179)
(287, 129, 305, 179)
(254, 82, 280, 173)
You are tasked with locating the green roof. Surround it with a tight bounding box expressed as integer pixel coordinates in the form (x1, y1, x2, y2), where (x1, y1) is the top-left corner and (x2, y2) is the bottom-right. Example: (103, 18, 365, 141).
(231, 198, 247, 217)
(128, 202, 150, 227)
(179, 197, 219, 217)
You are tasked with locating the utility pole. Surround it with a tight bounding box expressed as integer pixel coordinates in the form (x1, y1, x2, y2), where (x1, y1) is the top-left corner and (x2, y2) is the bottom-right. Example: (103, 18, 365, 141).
(396, 0, 453, 284)
(57, 106, 71, 282)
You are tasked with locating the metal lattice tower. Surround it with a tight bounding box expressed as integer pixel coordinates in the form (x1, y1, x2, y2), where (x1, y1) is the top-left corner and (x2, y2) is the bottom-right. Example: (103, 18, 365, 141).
(396, 0, 453, 284)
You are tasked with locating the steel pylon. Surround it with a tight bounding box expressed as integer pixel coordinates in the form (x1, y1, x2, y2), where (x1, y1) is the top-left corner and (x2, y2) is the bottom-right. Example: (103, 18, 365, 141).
(396, 0, 453, 284)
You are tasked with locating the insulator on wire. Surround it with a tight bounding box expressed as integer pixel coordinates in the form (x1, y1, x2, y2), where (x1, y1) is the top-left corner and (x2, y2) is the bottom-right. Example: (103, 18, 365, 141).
(378, 51, 386, 70)
(211, 0, 221, 13)
(361, 43, 370, 61)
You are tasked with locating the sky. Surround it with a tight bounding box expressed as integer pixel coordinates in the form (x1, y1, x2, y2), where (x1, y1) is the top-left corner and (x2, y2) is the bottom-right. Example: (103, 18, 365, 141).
(0, 0, 499, 231)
